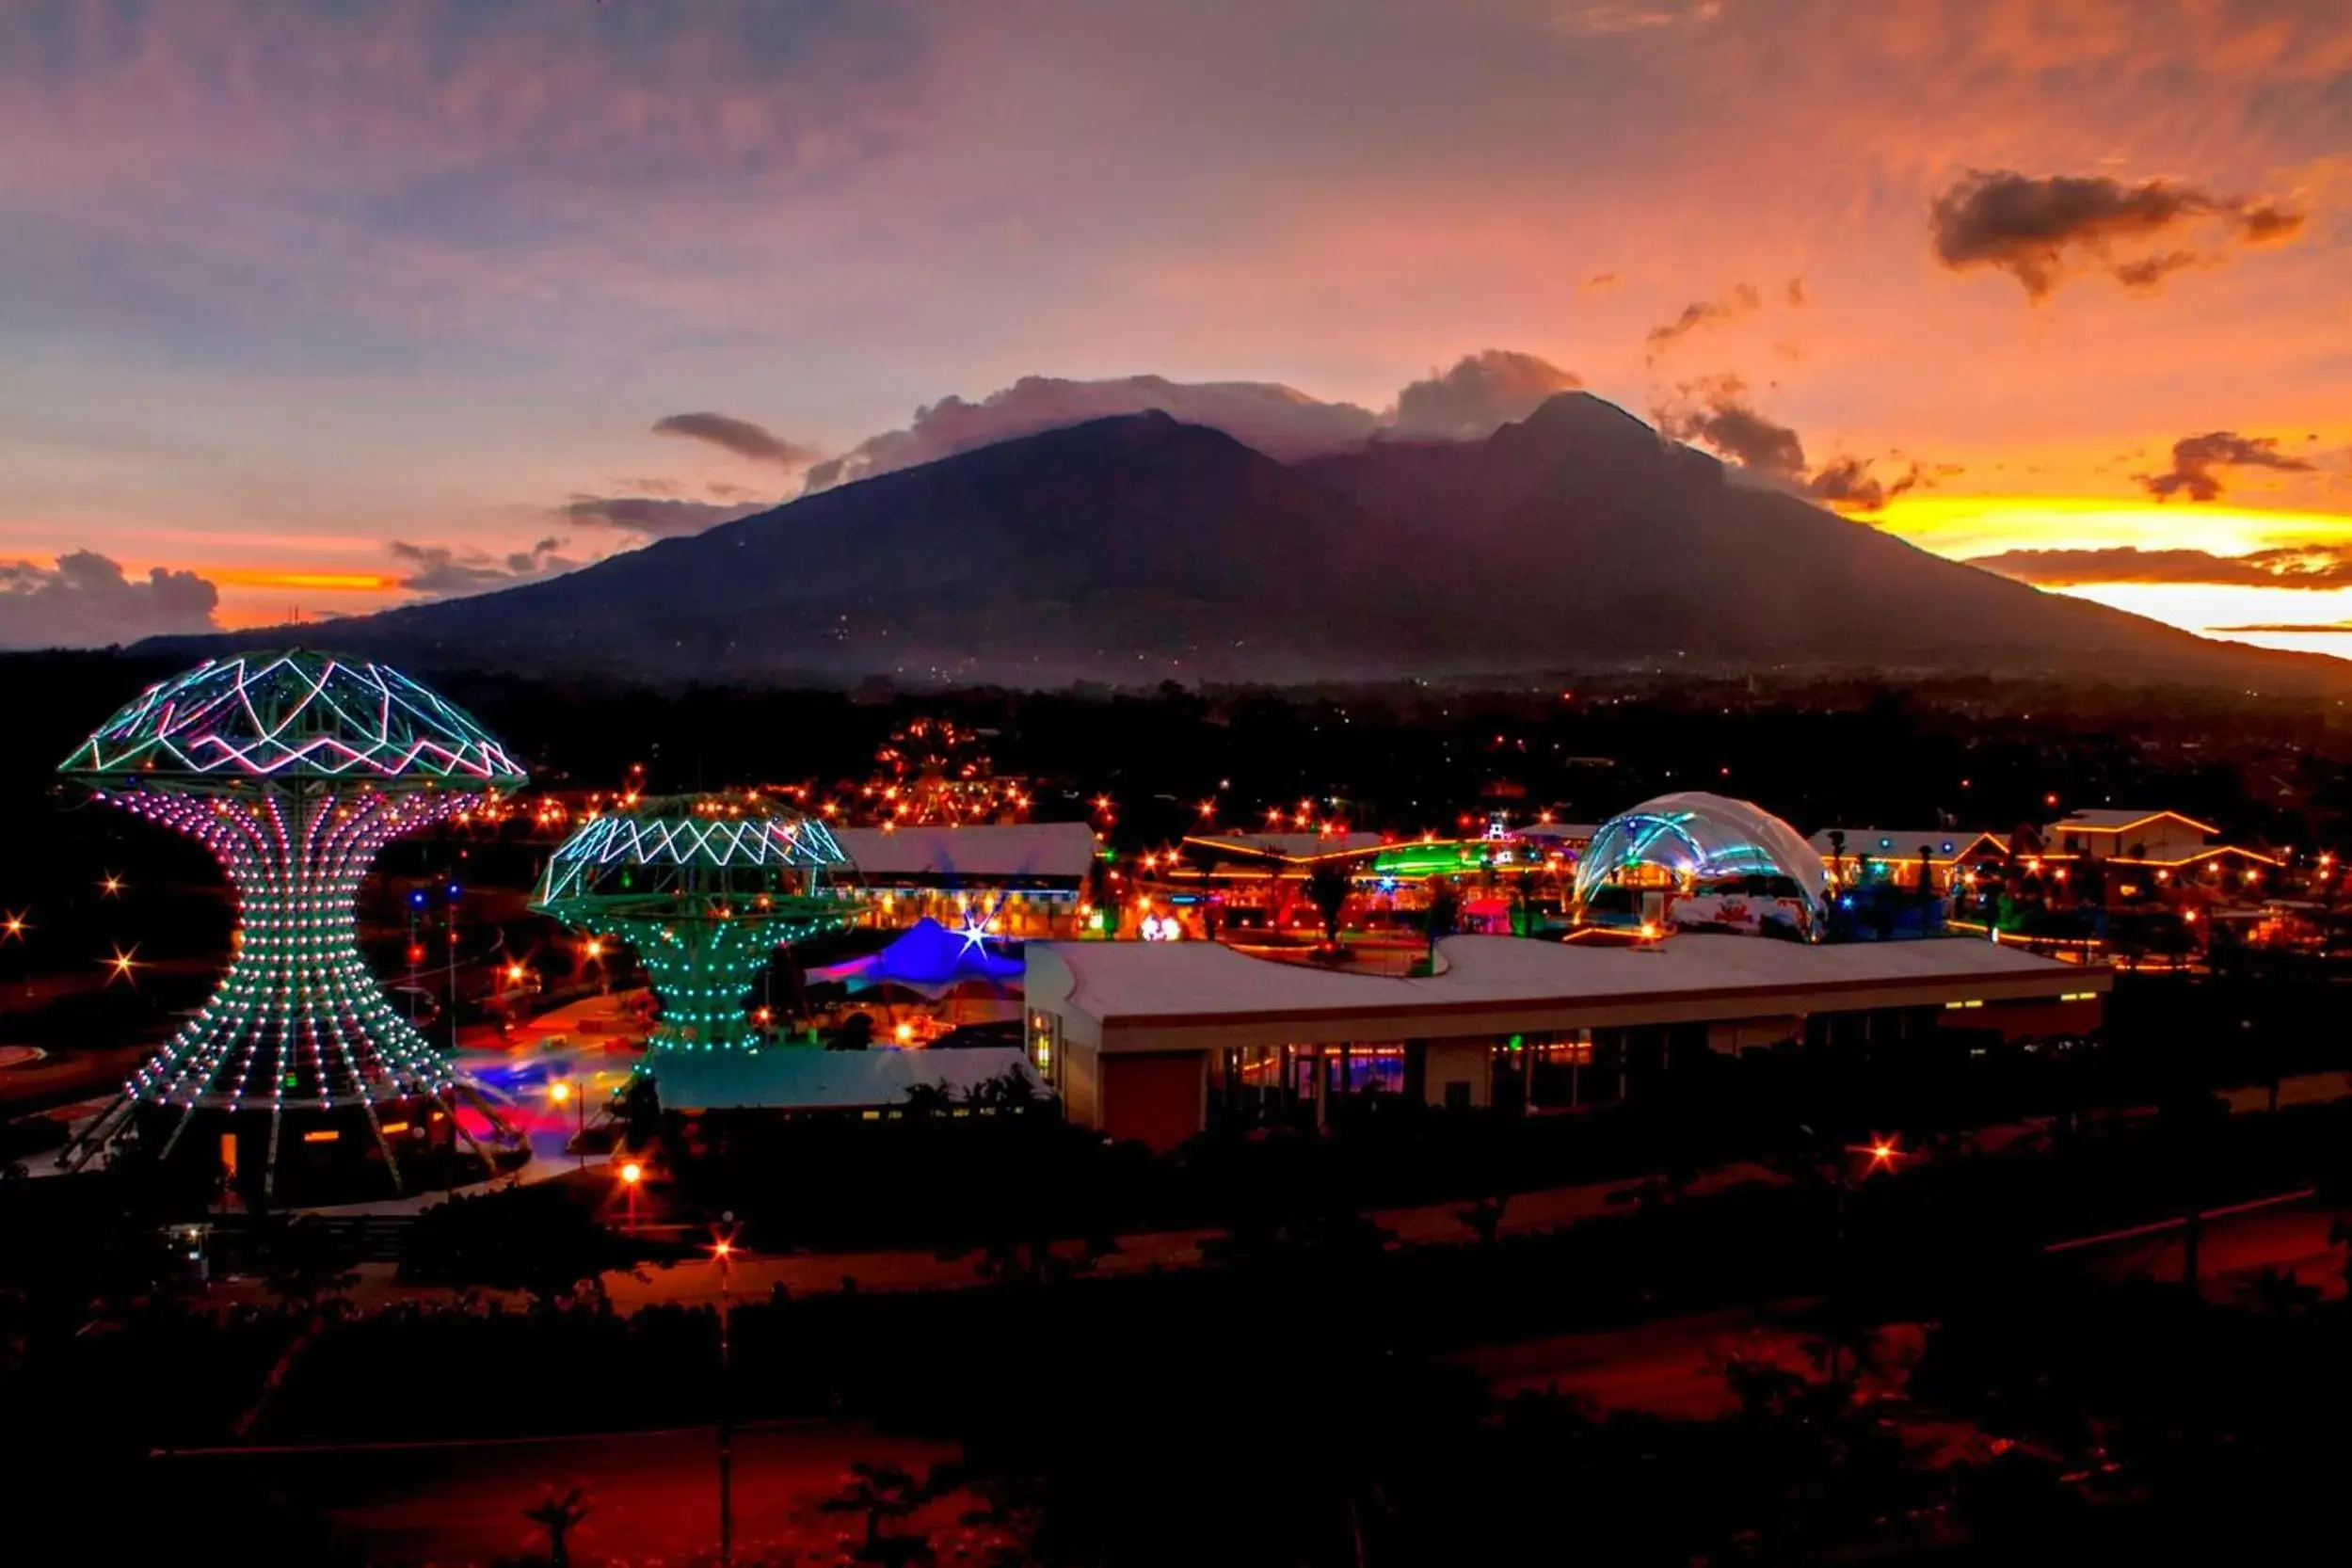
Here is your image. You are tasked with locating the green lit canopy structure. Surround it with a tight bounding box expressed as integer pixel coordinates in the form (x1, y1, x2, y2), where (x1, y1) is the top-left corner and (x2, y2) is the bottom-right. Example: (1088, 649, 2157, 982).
(533, 793, 857, 1053)
(57, 651, 527, 1185)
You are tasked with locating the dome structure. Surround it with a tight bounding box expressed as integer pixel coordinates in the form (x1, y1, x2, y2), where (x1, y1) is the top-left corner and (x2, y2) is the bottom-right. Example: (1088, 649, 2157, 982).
(1574, 792, 1829, 921)
(60, 650, 527, 789)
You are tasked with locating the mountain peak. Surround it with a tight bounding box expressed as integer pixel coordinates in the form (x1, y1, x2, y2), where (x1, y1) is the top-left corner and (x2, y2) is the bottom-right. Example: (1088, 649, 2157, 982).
(151, 395, 2343, 691)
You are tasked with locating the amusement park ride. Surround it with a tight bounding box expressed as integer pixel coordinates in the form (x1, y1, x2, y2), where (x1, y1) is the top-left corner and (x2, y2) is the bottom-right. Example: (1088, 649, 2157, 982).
(54, 651, 532, 1194)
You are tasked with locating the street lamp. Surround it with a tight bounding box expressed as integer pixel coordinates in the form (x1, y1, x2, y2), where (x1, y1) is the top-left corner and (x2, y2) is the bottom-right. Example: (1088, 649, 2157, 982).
(711, 1214, 740, 1568)
(617, 1159, 644, 1233)
(1798, 1126, 1906, 1384)
(551, 1078, 584, 1166)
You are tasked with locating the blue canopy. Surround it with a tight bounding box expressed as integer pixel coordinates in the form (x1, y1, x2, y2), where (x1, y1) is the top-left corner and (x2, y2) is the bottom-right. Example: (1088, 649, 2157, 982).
(810, 917, 1024, 996)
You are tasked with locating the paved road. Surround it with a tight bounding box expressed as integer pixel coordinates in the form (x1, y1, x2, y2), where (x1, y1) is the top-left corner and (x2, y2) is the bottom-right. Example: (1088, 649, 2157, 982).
(2070, 1200, 2350, 1302)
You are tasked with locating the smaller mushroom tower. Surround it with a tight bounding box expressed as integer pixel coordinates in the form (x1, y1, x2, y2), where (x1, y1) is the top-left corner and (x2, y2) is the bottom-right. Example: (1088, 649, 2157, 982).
(533, 793, 856, 1054)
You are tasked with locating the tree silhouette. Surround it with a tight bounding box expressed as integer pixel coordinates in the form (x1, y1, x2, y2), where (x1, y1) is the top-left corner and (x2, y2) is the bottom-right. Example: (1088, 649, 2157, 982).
(1425, 882, 1462, 957)
(524, 1487, 589, 1567)
(1304, 859, 1352, 949)
(902, 1080, 955, 1116)
(823, 1461, 940, 1563)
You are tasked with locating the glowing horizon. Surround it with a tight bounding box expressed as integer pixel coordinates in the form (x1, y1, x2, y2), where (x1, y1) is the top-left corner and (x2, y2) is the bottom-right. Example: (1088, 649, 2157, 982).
(1, 3, 2345, 653)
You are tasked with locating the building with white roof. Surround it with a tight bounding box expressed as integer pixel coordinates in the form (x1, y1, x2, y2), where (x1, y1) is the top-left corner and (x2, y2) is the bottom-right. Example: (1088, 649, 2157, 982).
(1025, 933, 2104, 1148)
(832, 821, 1101, 936)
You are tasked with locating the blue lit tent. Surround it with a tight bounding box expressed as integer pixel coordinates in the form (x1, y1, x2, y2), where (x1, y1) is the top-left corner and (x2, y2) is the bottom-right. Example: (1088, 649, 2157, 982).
(808, 917, 1024, 999)
(1574, 792, 1830, 928)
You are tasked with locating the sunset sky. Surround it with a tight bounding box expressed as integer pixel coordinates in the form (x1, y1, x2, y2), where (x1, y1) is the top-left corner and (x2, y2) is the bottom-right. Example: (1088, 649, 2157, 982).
(2, 1, 2347, 651)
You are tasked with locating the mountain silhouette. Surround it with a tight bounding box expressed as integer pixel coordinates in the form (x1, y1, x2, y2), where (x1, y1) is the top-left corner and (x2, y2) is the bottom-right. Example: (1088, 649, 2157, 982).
(152, 393, 2341, 688)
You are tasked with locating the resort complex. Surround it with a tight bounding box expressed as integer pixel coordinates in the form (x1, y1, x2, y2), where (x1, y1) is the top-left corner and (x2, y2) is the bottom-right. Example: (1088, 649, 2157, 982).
(34, 652, 2329, 1193)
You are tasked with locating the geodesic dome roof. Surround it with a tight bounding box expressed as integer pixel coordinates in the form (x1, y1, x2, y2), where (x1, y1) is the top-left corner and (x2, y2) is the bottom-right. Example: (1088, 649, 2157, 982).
(533, 792, 851, 911)
(1574, 792, 1829, 919)
(59, 651, 527, 789)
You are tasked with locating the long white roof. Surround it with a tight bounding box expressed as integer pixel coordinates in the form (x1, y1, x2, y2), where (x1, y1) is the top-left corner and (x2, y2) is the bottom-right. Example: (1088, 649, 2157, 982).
(832, 821, 1099, 880)
(1029, 933, 2099, 1048)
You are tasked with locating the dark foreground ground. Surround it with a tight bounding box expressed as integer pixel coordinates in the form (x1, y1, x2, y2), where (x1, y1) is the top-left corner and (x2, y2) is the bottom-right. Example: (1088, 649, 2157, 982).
(155, 1422, 956, 1567)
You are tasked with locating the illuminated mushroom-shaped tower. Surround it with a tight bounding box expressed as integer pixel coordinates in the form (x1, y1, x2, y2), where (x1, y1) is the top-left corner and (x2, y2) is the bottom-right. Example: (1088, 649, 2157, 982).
(533, 793, 856, 1054)
(57, 651, 528, 1185)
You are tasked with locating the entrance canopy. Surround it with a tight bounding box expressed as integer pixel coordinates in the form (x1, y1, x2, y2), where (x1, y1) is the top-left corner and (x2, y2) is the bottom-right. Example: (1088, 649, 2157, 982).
(809, 917, 1023, 998)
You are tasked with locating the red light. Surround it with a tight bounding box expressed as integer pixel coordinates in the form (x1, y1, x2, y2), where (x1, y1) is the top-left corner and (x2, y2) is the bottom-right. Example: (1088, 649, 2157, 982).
(618, 1160, 643, 1185)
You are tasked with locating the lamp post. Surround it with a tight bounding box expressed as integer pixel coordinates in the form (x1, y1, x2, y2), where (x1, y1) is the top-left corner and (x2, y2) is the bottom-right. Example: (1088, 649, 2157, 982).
(618, 1159, 643, 1234)
(712, 1215, 739, 1568)
(550, 1079, 584, 1168)
(1800, 1126, 1903, 1385)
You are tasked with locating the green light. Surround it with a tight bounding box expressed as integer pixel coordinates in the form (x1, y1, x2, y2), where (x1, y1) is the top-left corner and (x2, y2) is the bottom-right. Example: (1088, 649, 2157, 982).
(533, 793, 859, 1054)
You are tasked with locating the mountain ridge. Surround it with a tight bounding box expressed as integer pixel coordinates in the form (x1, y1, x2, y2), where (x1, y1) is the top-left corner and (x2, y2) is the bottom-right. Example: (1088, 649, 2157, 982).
(147, 394, 2345, 691)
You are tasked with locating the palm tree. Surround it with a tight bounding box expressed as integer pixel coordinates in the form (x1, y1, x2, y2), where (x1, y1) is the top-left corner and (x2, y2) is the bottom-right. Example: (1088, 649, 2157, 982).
(823, 1461, 936, 1562)
(1304, 858, 1352, 951)
(1459, 1191, 1510, 1245)
(902, 1080, 955, 1116)
(525, 1487, 589, 1567)
(1512, 869, 1541, 936)
(1826, 829, 1847, 881)
(1425, 881, 1461, 958)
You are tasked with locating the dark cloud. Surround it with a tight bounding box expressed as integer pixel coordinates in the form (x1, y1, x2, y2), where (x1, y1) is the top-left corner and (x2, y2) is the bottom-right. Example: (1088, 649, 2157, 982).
(1784, 277, 1807, 307)
(1655, 380, 1947, 510)
(1806, 456, 1928, 513)
(558, 495, 768, 537)
(2238, 204, 2306, 243)
(390, 536, 579, 598)
(1643, 283, 1762, 361)
(652, 411, 823, 469)
(804, 374, 1384, 491)
(1582, 271, 1622, 291)
(1928, 168, 2307, 299)
(2138, 431, 2316, 502)
(1653, 374, 1805, 475)
(2111, 248, 2202, 290)
(0, 551, 219, 648)
(1389, 350, 1583, 440)
(1963, 545, 2352, 589)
